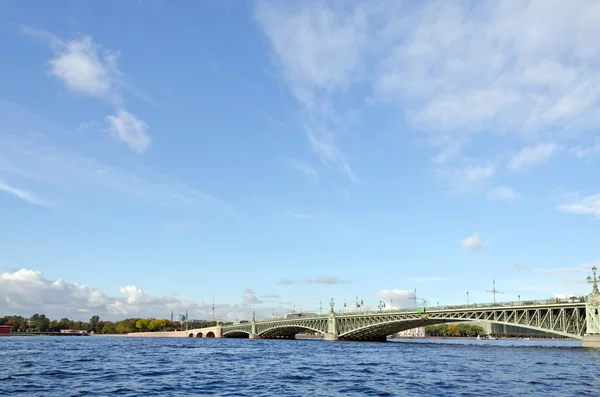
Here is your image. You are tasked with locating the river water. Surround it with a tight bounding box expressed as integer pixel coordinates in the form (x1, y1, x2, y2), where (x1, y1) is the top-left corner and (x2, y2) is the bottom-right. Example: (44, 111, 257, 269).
(1, 337, 599, 396)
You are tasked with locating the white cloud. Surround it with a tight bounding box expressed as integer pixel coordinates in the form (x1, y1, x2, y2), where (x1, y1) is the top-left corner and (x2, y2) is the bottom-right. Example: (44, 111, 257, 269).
(23, 27, 150, 153)
(487, 186, 520, 201)
(243, 289, 263, 305)
(461, 233, 484, 251)
(0, 269, 286, 322)
(508, 143, 559, 171)
(0, 180, 52, 207)
(557, 193, 600, 217)
(47, 35, 121, 103)
(376, 289, 416, 308)
(105, 109, 151, 152)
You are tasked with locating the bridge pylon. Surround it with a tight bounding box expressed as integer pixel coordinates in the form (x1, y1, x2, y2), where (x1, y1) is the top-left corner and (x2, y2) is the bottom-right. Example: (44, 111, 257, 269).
(583, 266, 600, 348)
(324, 298, 338, 341)
(249, 310, 260, 339)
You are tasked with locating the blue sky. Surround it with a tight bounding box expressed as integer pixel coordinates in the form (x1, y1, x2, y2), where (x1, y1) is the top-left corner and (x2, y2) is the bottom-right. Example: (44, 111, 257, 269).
(1, 0, 599, 321)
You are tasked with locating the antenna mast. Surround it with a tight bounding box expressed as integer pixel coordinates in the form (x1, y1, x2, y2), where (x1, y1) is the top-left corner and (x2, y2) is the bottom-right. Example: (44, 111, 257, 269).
(487, 279, 504, 304)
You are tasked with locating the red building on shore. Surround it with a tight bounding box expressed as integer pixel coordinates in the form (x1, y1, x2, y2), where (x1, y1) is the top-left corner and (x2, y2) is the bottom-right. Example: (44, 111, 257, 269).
(0, 325, 11, 336)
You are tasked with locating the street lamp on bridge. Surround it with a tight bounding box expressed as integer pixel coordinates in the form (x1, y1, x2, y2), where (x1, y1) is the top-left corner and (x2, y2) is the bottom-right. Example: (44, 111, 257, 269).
(466, 291, 469, 307)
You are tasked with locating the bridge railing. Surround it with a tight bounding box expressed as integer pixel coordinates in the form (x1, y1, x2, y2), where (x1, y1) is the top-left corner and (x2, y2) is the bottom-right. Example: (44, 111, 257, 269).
(250, 297, 587, 322)
(247, 297, 588, 323)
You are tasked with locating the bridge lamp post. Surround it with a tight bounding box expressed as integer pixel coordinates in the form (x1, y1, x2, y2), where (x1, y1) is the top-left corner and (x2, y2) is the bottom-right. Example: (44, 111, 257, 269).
(466, 291, 469, 307)
(518, 295, 521, 305)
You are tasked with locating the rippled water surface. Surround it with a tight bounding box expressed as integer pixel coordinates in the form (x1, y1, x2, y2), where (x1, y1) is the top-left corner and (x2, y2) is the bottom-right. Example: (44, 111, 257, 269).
(1, 337, 599, 396)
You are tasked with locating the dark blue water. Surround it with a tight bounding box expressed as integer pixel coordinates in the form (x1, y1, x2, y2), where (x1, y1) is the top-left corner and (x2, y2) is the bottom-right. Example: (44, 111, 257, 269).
(1, 337, 599, 396)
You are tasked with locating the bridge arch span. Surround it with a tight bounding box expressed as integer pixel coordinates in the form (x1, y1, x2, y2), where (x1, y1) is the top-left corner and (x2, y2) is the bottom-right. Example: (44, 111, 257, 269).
(222, 330, 250, 338)
(196, 332, 203, 338)
(339, 318, 463, 340)
(188, 333, 194, 337)
(205, 331, 216, 338)
(338, 317, 582, 341)
(257, 324, 324, 339)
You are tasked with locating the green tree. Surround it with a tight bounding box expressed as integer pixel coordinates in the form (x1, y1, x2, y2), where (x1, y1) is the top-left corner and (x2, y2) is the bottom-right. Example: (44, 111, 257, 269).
(36, 314, 50, 332)
(89, 315, 100, 333)
(101, 322, 116, 334)
(136, 318, 150, 332)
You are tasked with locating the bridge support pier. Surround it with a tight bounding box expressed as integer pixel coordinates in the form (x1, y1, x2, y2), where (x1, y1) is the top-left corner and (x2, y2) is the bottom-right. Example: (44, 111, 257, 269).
(582, 335, 600, 348)
(249, 333, 261, 339)
(324, 333, 338, 341)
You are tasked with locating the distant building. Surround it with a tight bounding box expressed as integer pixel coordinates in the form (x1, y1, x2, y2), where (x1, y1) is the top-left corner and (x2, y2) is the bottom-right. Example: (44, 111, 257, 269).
(60, 329, 88, 335)
(0, 325, 11, 336)
(396, 327, 425, 337)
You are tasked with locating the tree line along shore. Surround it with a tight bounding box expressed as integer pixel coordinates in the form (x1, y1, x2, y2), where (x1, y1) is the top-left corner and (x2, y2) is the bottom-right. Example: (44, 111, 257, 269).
(0, 314, 220, 334)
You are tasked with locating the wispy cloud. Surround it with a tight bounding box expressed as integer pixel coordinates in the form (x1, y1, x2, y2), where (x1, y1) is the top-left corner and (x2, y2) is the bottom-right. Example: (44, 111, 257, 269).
(557, 193, 600, 218)
(255, 1, 600, 175)
(508, 143, 559, 171)
(255, 2, 365, 182)
(306, 127, 358, 183)
(77, 120, 98, 131)
(289, 212, 315, 220)
(277, 276, 350, 285)
(304, 276, 349, 285)
(277, 278, 295, 285)
(460, 233, 484, 251)
(259, 293, 281, 299)
(487, 186, 520, 201)
(534, 263, 598, 276)
(289, 159, 318, 181)
(437, 164, 495, 192)
(413, 277, 444, 282)
(510, 263, 525, 271)
(0, 180, 52, 207)
(0, 132, 230, 211)
(569, 140, 600, 159)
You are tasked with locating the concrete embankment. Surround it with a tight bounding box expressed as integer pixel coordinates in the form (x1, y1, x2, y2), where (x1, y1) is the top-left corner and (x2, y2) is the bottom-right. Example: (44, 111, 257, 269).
(92, 331, 189, 338)
(127, 331, 189, 338)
